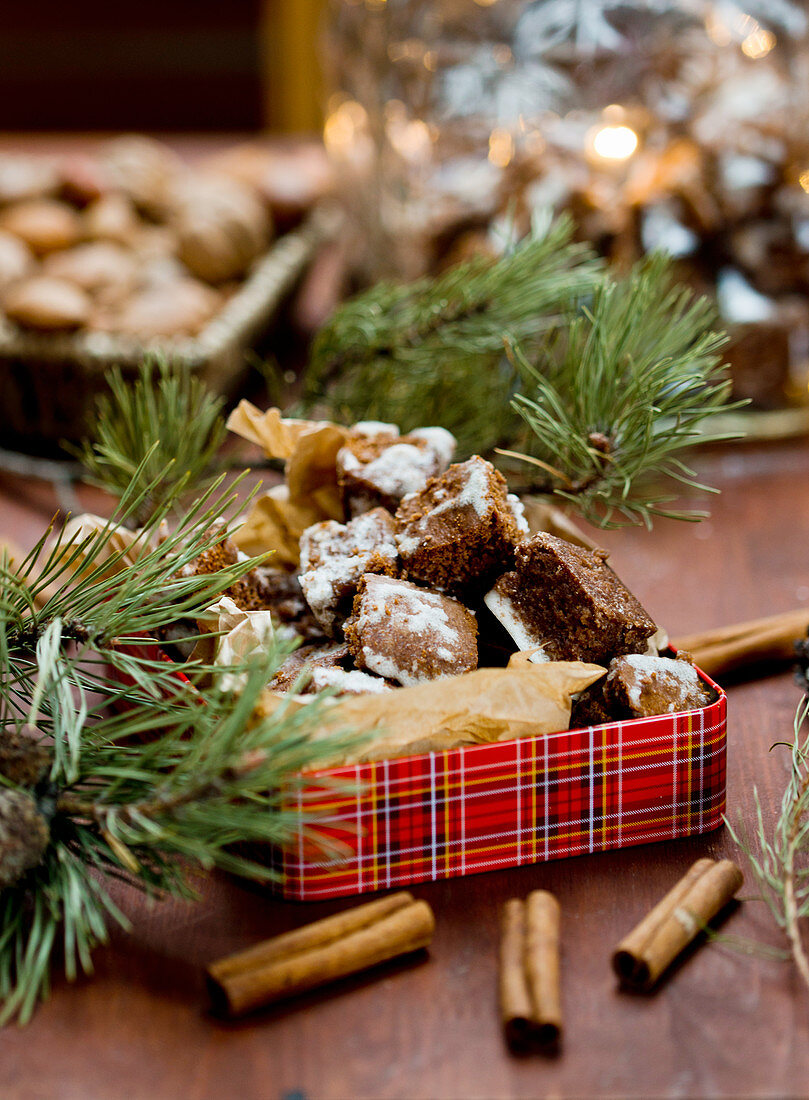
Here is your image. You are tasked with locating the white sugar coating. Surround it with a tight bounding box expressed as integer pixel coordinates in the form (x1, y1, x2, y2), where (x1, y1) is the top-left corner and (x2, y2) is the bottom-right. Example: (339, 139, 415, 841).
(358, 576, 460, 646)
(354, 575, 472, 686)
(360, 645, 421, 687)
(409, 426, 457, 467)
(484, 587, 550, 662)
(506, 493, 530, 535)
(336, 447, 361, 473)
(425, 456, 493, 523)
(298, 511, 398, 632)
(361, 442, 439, 497)
(352, 421, 400, 438)
(309, 666, 392, 695)
(395, 532, 421, 558)
(610, 654, 703, 712)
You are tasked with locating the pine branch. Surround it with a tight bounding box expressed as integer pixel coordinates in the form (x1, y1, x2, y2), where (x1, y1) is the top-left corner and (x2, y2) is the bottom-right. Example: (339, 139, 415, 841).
(508, 255, 747, 528)
(726, 698, 809, 995)
(0, 604, 357, 1024)
(304, 216, 602, 454)
(0, 443, 361, 1024)
(1, 455, 262, 652)
(73, 357, 227, 526)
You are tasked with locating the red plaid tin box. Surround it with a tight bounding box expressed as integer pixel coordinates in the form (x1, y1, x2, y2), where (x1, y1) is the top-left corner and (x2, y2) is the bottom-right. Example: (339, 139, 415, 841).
(270, 668, 726, 901)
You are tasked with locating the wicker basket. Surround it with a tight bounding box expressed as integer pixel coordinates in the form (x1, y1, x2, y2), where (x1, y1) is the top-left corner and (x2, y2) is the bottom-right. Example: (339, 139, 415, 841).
(0, 206, 338, 455)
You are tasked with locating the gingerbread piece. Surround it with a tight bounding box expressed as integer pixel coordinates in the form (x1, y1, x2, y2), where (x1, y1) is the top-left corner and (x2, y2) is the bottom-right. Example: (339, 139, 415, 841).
(484, 532, 656, 666)
(269, 642, 350, 693)
(604, 653, 713, 718)
(336, 423, 456, 517)
(179, 523, 262, 612)
(395, 456, 524, 597)
(344, 574, 478, 687)
(298, 507, 399, 637)
(568, 680, 614, 729)
(250, 567, 326, 643)
(308, 666, 393, 696)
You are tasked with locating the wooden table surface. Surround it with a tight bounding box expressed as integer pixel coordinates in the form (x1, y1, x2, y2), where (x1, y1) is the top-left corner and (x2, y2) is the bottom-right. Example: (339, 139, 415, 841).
(1, 437, 809, 1099)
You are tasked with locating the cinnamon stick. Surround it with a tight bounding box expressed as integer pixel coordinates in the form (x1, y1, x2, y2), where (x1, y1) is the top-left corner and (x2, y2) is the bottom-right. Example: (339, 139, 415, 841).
(672, 608, 809, 678)
(206, 893, 434, 1017)
(612, 858, 743, 990)
(499, 899, 534, 1048)
(499, 890, 562, 1051)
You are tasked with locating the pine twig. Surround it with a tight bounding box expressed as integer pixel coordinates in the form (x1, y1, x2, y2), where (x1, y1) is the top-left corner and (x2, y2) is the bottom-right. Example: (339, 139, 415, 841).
(727, 698, 809, 995)
(73, 357, 227, 525)
(0, 446, 359, 1025)
(509, 254, 748, 528)
(304, 216, 602, 455)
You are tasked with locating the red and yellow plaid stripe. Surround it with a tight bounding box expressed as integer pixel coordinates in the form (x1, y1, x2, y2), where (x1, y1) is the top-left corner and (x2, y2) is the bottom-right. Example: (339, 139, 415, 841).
(275, 673, 727, 901)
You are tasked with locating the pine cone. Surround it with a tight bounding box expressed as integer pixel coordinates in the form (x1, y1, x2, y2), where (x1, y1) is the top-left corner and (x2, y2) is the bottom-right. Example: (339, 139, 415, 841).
(0, 789, 50, 889)
(0, 730, 51, 787)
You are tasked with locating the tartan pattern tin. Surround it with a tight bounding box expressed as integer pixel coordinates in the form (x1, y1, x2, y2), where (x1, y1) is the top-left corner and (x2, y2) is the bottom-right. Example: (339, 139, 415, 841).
(273, 674, 727, 901)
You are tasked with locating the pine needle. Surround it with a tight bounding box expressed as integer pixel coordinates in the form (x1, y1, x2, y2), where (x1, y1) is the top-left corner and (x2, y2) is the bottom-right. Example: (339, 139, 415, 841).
(510, 254, 748, 527)
(727, 697, 809, 993)
(73, 357, 227, 525)
(0, 424, 360, 1024)
(304, 216, 602, 454)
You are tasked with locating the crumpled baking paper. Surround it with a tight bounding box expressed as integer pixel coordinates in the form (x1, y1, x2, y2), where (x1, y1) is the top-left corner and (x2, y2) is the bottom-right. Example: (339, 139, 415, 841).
(226, 400, 595, 566)
(254, 652, 606, 767)
(227, 400, 348, 568)
(194, 595, 277, 691)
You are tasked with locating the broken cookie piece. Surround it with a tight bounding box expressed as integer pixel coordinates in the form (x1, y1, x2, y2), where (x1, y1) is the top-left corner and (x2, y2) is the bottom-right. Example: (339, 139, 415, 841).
(484, 532, 656, 666)
(604, 653, 714, 717)
(344, 574, 478, 687)
(298, 508, 399, 637)
(336, 423, 456, 517)
(269, 642, 351, 693)
(395, 456, 524, 597)
(250, 566, 326, 642)
(308, 666, 393, 696)
(179, 521, 263, 611)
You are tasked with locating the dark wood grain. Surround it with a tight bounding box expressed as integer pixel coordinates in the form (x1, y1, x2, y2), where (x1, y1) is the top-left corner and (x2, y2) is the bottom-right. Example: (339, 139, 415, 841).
(2, 438, 809, 1100)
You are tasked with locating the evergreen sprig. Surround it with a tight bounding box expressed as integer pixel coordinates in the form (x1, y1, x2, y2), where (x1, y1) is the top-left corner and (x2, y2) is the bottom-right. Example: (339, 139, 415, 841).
(509, 255, 746, 527)
(75, 358, 227, 525)
(0, 458, 356, 1025)
(304, 228, 744, 528)
(726, 698, 809, 994)
(305, 216, 602, 454)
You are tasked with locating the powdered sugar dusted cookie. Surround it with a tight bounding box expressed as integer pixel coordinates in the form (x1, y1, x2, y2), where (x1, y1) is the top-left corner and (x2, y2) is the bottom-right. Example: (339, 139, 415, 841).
(395, 456, 524, 597)
(269, 642, 350, 693)
(344, 574, 478, 687)
(309, 666, 393, 696)
(336, 423, 456, 517)
(484, 532, 657, 666)
(605, 653, 713, 717)
(298, 508, 399, 637)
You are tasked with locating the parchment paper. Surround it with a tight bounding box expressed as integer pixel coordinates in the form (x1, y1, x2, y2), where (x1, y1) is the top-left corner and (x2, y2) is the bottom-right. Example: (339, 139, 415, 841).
(227, 401, 348, 567)
(254, 653, 606, 766)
